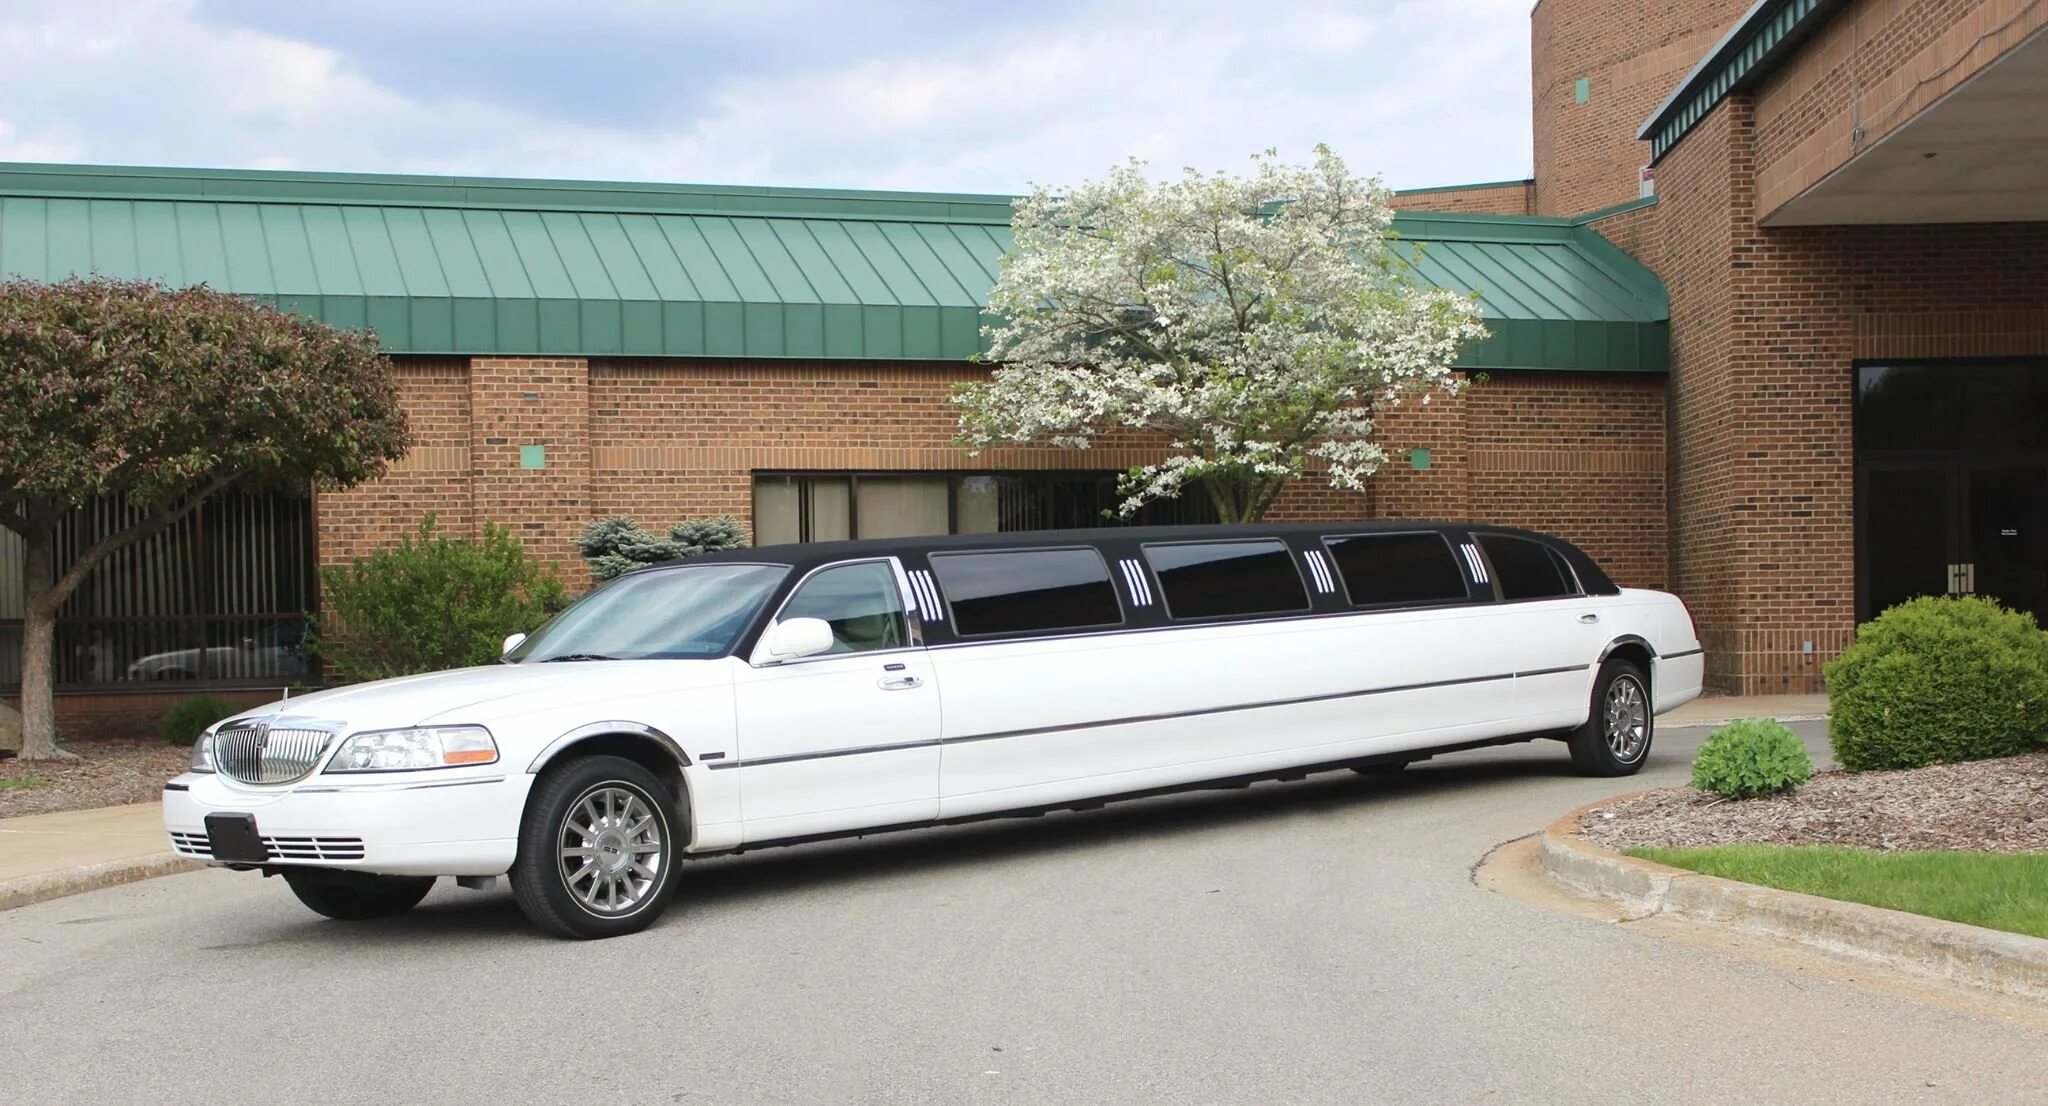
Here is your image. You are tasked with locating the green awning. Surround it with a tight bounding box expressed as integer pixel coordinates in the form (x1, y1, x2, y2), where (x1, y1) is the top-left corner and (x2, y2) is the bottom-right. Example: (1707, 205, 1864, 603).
(0, 163, 1668, 373)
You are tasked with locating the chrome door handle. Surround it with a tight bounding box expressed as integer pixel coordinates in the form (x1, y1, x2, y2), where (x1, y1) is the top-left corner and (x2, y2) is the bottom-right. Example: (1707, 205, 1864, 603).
(1578, 613, 1600, 624)
(878, 675, 922, 690)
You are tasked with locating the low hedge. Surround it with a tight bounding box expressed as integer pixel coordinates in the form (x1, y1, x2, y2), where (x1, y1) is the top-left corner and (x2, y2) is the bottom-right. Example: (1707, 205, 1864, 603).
(1690, 719, 1813, 799)
(1824, 595, 2048, 771)
(165, 694, 236, 746)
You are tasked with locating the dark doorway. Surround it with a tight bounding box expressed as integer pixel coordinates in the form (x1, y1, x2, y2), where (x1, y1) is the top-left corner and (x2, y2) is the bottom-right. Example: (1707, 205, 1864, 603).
(1855, 361, 2048, 623)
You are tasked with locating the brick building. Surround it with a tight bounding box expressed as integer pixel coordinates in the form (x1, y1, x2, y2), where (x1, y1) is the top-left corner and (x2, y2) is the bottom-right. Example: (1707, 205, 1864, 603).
(4, 0, 2045, 736)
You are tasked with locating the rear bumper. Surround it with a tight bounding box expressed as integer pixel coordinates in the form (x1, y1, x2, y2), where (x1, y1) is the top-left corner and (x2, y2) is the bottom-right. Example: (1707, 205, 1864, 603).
(162, 770, 533, 877)
(1652, 651, 1705, 715)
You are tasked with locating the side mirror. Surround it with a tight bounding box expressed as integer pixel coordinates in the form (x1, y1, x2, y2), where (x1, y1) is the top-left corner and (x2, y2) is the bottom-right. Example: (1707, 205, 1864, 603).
(502, 632, 527, 655)
(763, 617, 835, 661)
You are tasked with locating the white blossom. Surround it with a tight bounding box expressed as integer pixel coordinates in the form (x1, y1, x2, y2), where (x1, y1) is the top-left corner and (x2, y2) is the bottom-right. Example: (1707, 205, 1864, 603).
(954, 146, 1488, 522)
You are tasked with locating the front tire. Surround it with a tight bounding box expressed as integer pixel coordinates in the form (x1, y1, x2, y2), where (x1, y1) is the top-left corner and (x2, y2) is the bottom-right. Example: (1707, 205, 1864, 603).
(511, 755, 681, 939)
(1567, 659, 1653, 776)
(283, 870, 436, 920)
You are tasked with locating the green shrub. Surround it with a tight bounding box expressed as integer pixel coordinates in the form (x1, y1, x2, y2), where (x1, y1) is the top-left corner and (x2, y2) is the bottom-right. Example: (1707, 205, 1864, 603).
(165, 694, 236, 746)
(576, 515, 747, 580)
(1823, 595, 2048, 771)
(308, 515, 569, 682)
(1690, 718, 1814, 798)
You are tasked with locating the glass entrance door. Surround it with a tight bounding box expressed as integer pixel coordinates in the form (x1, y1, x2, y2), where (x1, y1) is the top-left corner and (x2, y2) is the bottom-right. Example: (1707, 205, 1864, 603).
(1967, 466, 2048, 622)
(1856, 360, 2048, 622)
(1860, 464, 1953, 618)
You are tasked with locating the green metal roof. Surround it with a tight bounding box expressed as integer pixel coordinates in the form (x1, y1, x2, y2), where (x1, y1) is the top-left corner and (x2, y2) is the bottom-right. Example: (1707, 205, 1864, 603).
(1640, 0, 1845, 163)
(0, 163, 1668, 373)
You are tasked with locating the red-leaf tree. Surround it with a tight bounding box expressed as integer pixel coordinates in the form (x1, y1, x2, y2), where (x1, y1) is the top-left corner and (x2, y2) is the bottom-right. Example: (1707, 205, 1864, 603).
(0, 279, 409, 760)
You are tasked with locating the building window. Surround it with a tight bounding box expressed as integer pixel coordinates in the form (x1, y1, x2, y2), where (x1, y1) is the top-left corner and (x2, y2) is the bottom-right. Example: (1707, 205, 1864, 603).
(0, 492, 317, 690)
(751, 472, 1216, 545)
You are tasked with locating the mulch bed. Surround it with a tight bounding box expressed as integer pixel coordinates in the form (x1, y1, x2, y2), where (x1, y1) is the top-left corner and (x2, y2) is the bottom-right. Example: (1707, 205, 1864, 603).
(1578, 752, 2048, 855)
(0, 739, 193, 818)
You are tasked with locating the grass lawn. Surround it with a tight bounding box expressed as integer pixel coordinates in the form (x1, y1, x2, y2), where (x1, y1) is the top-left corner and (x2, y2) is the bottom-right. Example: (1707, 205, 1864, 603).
(0, 777, 48, 790)
(1625, 844, 2048, 940)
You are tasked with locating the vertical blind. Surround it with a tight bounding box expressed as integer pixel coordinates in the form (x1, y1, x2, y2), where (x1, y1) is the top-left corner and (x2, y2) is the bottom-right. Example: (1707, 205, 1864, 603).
(0, 492, 316, 689)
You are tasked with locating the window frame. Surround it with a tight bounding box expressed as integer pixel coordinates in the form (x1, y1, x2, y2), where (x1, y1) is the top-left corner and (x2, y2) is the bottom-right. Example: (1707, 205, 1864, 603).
(926, 544, 1127, 640)
(749, 556, 923, 667)
(1473, 533, 1584, 603)
(1319, 530, 1477, 612)
(1138, 537, 1313, 624)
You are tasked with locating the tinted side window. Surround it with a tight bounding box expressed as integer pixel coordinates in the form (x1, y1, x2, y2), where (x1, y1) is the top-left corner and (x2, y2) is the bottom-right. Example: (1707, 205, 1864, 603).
(1324, 533, 1469, 606)
(1141, 540, 1309, 620)
(929, 548, 1123, 636)
(778, 561, 907, 653)
(1479, 535, 1576, 601)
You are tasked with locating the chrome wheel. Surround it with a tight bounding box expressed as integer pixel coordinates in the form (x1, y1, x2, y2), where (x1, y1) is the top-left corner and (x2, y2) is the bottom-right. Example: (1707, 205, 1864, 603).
(1604, 675, 1649, 762)
(557, 785, 665, 916)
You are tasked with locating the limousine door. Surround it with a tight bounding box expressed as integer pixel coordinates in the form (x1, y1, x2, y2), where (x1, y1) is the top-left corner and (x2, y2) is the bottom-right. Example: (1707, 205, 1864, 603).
(1470, 533, 1612, 729)
(729, 559, 941, 843)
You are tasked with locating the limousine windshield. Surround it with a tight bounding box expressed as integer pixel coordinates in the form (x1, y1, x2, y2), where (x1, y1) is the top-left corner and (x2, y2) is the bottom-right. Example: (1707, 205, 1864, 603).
(506, 562, 787, 662)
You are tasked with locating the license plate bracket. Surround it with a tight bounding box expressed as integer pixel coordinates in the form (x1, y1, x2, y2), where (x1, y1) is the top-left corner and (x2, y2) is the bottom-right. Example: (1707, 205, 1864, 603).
(204, 812, 267, 864)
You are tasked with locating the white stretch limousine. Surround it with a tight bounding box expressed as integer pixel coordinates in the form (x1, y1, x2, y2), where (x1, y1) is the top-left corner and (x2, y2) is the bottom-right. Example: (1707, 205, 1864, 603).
(165, 522, 1703, 938)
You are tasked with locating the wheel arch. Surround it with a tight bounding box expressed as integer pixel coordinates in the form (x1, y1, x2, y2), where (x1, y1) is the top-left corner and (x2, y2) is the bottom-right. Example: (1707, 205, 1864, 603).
(1597, 635, 1657, 698)
(524, 722, 694, 842)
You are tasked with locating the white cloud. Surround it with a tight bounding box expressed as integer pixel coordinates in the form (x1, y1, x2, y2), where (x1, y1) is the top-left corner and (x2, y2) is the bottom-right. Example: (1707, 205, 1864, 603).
(0, 0, 1534, 193)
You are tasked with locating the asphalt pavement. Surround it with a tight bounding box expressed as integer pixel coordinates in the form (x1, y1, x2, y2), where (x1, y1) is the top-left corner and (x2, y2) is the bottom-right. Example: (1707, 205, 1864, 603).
(4, 719, 2044, 1104)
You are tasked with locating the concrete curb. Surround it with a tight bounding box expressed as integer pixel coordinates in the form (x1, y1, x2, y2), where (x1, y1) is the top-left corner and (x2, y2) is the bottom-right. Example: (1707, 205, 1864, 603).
(0, 853, 201, 913)
(1540, 798, 2048, 1003)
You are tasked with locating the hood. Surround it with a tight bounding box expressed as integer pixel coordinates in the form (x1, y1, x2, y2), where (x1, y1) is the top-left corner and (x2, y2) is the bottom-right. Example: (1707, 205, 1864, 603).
(234, 660, 733, 733)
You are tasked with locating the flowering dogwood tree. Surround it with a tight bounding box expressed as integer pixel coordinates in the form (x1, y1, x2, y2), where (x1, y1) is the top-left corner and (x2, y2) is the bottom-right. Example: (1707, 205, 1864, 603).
(954, 147, 1487, 523)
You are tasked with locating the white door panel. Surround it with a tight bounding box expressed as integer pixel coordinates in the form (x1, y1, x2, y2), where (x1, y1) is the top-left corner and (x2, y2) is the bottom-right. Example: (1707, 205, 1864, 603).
(731, 650, 940, 840)
(731, 557, 939, 843)
(934, 604, 1520, 817)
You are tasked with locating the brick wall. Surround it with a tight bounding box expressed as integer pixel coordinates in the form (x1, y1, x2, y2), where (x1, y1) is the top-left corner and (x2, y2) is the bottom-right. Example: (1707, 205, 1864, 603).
(1394, 180, 1535, 215)
(1658, 92, 2048, 693)
(1531, 0, 1752, 216)
(316, 355, 1667, 593)
(1583, 200, 1665, 273)
(316, 357, 472, 565)
(1753, 0, 2048, 219)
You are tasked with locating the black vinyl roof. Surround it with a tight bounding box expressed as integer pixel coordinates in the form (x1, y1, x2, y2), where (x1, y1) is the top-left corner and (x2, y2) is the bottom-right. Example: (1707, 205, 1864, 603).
(648, 520, 1621, 595)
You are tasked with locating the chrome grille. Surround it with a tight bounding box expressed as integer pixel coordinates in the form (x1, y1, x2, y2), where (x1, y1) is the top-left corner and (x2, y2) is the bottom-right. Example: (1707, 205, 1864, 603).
(213, 723, 335, 784)
(168, 831, 211, 857)
(264, 836, 366, 861)
(166, 831, 365, 862)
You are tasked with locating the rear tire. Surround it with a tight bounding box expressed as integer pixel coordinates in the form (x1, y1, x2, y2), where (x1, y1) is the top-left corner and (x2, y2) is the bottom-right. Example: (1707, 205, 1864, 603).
(511, 755, 681, 939)
(283, 870, 436, 920)
(1567, 658, 1653, 776)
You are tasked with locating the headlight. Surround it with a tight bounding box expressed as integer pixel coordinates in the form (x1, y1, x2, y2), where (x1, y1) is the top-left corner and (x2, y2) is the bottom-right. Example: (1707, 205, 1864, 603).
(324, 725, 499, 772)
(189, 731, 217, 773)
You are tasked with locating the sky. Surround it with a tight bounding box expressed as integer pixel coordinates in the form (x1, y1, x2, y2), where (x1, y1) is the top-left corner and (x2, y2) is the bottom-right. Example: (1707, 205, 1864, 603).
(0, 0, 1535, 196)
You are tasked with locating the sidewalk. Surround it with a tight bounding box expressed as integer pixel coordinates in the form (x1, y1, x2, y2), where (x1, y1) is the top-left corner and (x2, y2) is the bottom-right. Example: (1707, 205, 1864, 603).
(0, 692, 1833, 912)
(1661, 693, 1830, 728)
(0, 801, 197, 911)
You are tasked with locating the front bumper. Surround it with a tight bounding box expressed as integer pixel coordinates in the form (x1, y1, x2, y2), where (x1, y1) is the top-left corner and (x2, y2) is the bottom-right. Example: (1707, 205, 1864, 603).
(163, 770, 534, 877)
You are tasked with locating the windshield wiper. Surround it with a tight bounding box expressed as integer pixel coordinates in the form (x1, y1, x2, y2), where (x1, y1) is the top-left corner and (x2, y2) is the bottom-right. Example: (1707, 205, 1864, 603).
(538, 653, 618, 662)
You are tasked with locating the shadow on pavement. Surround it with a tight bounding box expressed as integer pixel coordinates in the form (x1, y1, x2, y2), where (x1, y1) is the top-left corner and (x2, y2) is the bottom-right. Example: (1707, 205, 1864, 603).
(281, 742, 1618, 944)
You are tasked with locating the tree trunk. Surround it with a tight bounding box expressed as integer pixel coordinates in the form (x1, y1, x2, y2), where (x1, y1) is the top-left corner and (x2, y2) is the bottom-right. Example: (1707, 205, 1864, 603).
(17, 524, 68, 760)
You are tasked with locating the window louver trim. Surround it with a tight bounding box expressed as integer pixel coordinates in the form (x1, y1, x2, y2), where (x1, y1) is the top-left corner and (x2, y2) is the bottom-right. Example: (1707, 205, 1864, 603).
(908, 570, 945, 622)
(1117, 558, 1154, 606)
(1303, 550, 1336, 595)
(1460, 543, 1490, 585)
